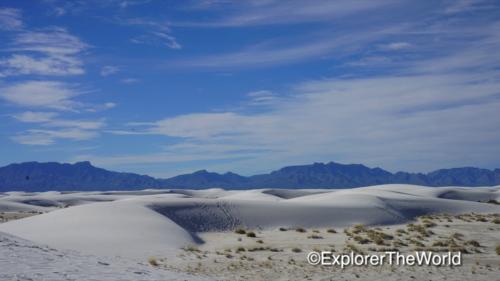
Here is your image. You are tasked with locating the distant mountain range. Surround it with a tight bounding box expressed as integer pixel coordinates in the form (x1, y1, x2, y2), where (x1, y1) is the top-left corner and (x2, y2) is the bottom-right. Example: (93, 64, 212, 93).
(0, 161, 499, 192)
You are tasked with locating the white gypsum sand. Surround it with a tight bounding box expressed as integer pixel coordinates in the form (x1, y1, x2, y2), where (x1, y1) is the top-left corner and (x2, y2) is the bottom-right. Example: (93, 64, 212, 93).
(0, 184, 499, 280)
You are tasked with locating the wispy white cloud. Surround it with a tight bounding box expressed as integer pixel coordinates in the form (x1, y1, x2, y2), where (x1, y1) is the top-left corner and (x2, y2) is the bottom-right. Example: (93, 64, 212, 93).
(0, 81, 81, 111)
(114, 17, 182, 49)
(11, 110, 106, 145)
(100, 65, 120, 76)
(0, 8, 22, 30)
(443, 0, 495, 14)
(173, 27, 396, 69)
(13, 111, 59, 123)
(12, 128, 100, 146)
(178, 0, 398, 27)
(0, 54, 84, 76)
(0, 27, 88, 77)
(120, 78, 140, 84)
(379, 42, 412, 50)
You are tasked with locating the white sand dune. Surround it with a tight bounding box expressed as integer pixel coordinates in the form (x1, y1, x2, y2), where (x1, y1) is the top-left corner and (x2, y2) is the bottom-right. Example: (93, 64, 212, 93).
(0, 231, 211, 281)
(1, 184, 499, 258)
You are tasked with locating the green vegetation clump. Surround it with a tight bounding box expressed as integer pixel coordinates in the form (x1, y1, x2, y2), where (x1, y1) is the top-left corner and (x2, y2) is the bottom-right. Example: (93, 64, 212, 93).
(326, 228, 337, 233)
(246, 231, 256, 238)
(291, 247, 302, 253)
(279, 227, 287, 231)
(495, 244, 500, 255)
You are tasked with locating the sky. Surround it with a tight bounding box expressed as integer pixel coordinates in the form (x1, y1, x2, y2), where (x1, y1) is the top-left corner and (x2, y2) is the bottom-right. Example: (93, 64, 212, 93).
(0, 0, 499, 178)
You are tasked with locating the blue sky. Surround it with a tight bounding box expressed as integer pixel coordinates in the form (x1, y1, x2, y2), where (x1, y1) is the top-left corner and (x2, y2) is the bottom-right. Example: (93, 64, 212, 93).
(0, 0, 499, 177)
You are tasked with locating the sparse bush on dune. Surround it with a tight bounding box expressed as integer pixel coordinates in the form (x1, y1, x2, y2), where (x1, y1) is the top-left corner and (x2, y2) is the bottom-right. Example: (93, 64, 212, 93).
(407, 223, 432, 237)
(351, 224, 366, 234)
(291, 247, 302, 253)
(148, 256, 159, 266)
(353, 235, 370, 244)
(465, 240, 480, 247)
(495, 244, 500, 255)
(279, 227, 287, 231)
(295, 227, 306, 233)
(183, 245, 200, 252)
(246, 231, 256, 238)
(451, 232, 464, 240)
(234, 228, 246, 234)
(422, 219, 437, 228)
(344, 243, 363, 254)
(492, 218, 500, 224)
(486, 199, 499, 205)
(395, 229, 407, 236)
(307, 234, 323, 239)
(327, 228, 337, 233)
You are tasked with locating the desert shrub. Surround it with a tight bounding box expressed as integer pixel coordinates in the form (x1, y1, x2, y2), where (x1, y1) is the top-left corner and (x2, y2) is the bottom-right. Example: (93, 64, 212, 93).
(433, 240, 449, 247)
(291, 247, 302, 253)
(451, 232, 464, 240)
(247, 246, 268, 252)
(407, 224, 431, 237)
(327, 228, 337, 233)
(392, 239, 407, 247)
(236, 246, 246, 253)
(395, 229, 407, 236)
(246, 231, 256, 238)
(344, 243, 363, 254)
(351, 224, 366, 234)
(353, 235, 371, 244)
(495, 244, 500, 255)
(476, 216, 488, 222)
(256, 239, 264, 244)
(465, 240, 481, 247)
(366, 229, 393, 246)
(148, 257, 159, 266)
(486, 199, 500, 205)
(307, 234, 323, 239)
(235, 228, 246, 234)
(492, 218, 500, 224)
(422, 219, 437, 228)
(408, 239, 425, 247)
(279, 227, 288, 231)
(295, 227, 307, 233)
